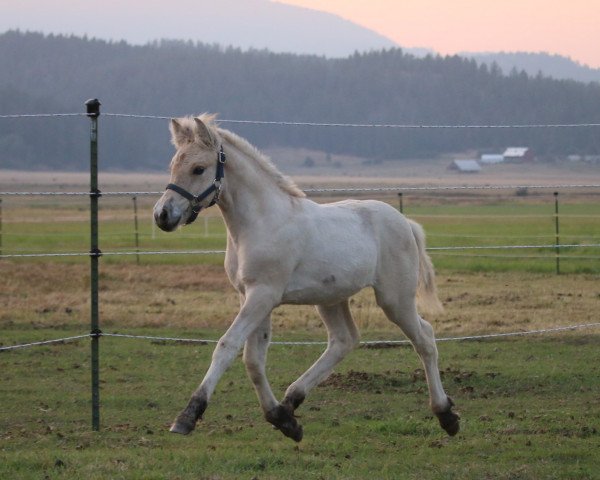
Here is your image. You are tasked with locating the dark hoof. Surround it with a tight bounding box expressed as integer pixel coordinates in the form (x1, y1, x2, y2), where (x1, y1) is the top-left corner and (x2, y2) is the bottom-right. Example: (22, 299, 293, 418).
(169, 396, 207, 435)
(436, 410, 460, 436)
(265, 404, 304, 442)
(169, 415, 196, 435)
(435, 398, 460, 436)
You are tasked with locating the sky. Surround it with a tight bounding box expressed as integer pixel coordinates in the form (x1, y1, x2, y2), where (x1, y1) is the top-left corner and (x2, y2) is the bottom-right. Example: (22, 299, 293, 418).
(1, 0, 599, 68)
(280, 0, 600, 68)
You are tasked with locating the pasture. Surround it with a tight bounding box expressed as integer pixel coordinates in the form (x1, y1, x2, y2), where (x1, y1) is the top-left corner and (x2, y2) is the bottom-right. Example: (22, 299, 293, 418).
(1, 172, 599, 479)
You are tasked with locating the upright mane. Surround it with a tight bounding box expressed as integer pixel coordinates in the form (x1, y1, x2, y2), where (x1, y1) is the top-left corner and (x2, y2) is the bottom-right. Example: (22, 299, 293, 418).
(218, 127, 306, 198)
(173, 114, 305, 198)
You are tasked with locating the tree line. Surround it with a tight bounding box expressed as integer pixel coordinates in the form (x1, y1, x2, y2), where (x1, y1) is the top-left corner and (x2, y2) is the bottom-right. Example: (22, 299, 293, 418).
(1, 31, 599, 170)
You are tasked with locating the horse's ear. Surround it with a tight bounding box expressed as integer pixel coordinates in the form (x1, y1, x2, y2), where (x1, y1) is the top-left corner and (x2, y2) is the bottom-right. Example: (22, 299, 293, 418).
(194, 117, 216, 148)
(170, 119, 193, 147)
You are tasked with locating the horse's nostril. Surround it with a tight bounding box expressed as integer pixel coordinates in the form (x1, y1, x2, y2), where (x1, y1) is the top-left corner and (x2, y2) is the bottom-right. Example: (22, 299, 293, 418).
(159, 208, 169, 223)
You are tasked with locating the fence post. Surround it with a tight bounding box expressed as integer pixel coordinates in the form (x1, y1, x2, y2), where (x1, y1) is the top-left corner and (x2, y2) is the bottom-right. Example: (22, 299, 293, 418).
(0, 197, 3, 257)
(398, 192, 403, 214)
(86, 98, 101, 431)
(554, 191, 560, 275)
(132, 196, 140, 265)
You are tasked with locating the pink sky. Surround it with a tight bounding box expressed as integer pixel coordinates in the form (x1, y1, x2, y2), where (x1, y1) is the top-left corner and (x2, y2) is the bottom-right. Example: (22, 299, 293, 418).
(281, 0, 600, 68)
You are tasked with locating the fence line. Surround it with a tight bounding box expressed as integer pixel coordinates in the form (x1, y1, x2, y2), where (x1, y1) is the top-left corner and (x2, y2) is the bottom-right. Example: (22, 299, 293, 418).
(103, 113, 600, 129)
(1, 243, 599, 259)
(3, 110, 600, 129)
(0, 113, 87, 119)
(0, 334, 91, 351)
(3, 322, 600, 352)
(3, 184, 600, 197)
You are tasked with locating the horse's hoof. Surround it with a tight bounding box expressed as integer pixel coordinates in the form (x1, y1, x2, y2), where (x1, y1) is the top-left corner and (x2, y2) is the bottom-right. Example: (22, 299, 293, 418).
(435, 398, 460, 436)
(265, 405, 304, 442)
(436, 409, 460, 436)
(169, 410, 199, 435)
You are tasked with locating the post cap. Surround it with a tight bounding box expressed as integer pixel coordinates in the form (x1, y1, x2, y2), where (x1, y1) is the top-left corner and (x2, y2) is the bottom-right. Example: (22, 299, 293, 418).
(85, 99, 101, 117)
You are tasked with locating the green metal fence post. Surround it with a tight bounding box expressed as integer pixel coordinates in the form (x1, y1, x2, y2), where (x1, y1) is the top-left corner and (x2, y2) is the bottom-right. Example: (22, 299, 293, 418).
(0, 197, 3, 257)
(86, 98, 101, 431)
(554, 191, 560, 275)
(398, 192, 403, 214)
(132, 196, 140, 265)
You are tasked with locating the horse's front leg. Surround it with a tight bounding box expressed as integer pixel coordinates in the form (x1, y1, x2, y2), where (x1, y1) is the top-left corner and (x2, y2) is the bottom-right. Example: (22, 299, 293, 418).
(170, 286, 279, 435)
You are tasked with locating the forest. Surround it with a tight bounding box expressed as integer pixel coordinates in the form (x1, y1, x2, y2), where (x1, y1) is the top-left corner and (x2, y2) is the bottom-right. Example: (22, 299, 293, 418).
(1, 30, 599, 170)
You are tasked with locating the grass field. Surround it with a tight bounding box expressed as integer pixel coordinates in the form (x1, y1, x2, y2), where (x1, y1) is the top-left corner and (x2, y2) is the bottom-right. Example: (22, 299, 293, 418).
(1, 172, 599, 479)
(1, 332, 599, 479)
(1, 188, 599, 273)
(1, 262, 599, 479)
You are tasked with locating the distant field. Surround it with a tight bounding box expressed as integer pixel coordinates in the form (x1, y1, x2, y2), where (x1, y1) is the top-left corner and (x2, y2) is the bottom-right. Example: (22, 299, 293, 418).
(1, 187, 599, 273)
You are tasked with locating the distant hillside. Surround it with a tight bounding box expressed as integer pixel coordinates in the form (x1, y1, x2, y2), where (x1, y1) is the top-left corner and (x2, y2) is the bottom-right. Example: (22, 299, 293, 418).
(462, 51, 600, 84)
(0, 0, 397, 58)
(1, 32, 599, 171)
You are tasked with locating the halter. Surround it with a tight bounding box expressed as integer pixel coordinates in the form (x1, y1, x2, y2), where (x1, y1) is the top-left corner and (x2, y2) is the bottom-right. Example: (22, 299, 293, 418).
(165, 146, 226, 225)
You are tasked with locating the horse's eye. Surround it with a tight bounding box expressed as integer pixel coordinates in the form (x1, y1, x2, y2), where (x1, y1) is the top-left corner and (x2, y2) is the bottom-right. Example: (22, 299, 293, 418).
(192, 166, 205, 175)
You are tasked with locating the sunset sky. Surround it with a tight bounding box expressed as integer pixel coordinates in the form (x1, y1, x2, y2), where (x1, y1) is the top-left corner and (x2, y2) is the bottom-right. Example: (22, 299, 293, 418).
(280, 0, 600, 68)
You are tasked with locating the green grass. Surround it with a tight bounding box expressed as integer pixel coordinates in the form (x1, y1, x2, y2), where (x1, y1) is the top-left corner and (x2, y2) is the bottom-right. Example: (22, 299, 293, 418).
(2, 194, 598, 271)
(1, 329, 599, 479)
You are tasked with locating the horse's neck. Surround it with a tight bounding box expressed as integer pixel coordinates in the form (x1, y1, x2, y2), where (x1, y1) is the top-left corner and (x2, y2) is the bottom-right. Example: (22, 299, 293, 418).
(218, 147, 295, 237)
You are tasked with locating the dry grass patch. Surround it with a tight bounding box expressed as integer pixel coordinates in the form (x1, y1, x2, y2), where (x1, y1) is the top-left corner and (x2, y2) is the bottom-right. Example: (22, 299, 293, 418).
(1, 261, 598, 338)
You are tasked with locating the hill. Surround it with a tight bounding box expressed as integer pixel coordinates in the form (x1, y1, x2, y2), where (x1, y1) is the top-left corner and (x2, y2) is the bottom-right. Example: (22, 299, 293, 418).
(0, 0, 396, 58)
(1, 31, 599, 171)
(463, 51, 600, 84)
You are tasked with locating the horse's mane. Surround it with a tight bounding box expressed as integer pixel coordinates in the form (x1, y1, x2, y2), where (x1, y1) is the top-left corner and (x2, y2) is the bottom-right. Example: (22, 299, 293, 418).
(174, 114, 305, 199)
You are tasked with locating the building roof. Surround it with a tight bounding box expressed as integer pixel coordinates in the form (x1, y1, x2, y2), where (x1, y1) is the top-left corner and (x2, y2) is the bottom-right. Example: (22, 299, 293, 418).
(450, 159, 481, 172)
(480, 154, 504, 164)
(503, 147, 530, 157)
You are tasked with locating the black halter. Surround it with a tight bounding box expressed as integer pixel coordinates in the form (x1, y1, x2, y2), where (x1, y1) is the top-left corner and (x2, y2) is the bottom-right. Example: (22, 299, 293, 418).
(165, 146, 226, 225)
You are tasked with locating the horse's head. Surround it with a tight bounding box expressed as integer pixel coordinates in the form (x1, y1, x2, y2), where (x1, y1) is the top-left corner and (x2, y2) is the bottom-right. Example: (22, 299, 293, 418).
(153, 115, 224, 231)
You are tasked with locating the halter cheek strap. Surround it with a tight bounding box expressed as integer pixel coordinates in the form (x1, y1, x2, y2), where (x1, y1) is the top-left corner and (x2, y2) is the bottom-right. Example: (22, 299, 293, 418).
(165, 146, 226, 225)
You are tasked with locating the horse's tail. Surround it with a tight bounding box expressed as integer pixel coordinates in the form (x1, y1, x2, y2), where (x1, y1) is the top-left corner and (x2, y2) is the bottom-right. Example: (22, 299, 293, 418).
(408, 219, 444, 315)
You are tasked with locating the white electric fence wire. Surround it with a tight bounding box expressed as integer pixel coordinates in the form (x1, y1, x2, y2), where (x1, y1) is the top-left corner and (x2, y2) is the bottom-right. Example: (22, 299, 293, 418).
(2, 323, 599, 351)
(0, 335, 91, 351)
(2, 244, 599, 259)
(2, 184, 600, 196)
(0, 113, 87, 118)
(102, 113, 600, 129)
(3, 111, 600, 129)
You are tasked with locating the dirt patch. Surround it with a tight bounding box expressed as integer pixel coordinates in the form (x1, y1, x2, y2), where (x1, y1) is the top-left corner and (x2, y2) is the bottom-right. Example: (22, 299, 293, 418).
(319, 369, 417, 393)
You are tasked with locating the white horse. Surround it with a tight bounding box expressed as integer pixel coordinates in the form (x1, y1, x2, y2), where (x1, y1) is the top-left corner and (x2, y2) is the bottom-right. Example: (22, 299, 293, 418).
(153, 115, 460, 442)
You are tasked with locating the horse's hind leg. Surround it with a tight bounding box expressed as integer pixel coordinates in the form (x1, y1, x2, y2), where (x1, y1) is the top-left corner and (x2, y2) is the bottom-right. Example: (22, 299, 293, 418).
(268, 300, 359, 441)
(375, 288, 460, 436)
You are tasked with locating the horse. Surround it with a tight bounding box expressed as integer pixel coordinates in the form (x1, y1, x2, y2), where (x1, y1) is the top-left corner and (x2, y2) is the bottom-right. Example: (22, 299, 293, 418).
(153, 114, 460, 442)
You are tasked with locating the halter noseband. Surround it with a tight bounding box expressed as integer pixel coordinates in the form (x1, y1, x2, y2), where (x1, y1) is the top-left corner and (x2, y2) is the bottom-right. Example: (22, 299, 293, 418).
(165, 146, 226, 225)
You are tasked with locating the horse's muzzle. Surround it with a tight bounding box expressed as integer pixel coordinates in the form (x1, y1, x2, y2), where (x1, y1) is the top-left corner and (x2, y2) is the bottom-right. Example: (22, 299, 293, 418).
(153, 203, 183, 232)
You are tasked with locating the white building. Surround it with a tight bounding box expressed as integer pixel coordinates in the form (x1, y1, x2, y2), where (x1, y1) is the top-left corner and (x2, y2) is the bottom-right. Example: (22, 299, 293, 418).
(448, 159, 481, 173)
(480, 154, 504, 164)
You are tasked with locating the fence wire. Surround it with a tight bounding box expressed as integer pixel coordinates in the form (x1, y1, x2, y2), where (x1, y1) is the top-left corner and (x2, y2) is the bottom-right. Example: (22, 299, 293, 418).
(1, 243, 599, 259)
(2, 184, 600, 197)
(2, 322, 600, 352)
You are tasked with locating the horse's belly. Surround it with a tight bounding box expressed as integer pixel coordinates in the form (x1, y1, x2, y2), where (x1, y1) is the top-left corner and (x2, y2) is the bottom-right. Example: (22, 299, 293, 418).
(281, 263, 375, 305)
